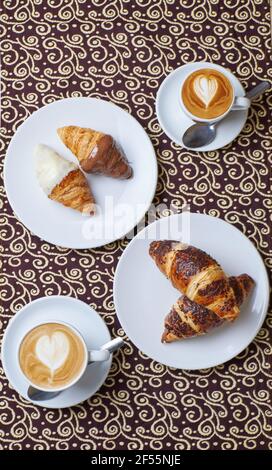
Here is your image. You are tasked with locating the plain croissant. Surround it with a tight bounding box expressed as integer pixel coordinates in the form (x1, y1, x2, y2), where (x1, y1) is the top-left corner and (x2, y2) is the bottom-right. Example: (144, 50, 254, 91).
(57, 126, 132, 179)
(149, 241, 254, 342)
(162, 275, 254, 342)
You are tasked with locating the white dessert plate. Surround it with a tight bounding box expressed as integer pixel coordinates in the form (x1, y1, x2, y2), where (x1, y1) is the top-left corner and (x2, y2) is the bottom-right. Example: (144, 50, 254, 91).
(4, 97, 157, 249)
(1, 296, 112, 408)
(114, 213, 269, 369)
(156, 62, 248, 151)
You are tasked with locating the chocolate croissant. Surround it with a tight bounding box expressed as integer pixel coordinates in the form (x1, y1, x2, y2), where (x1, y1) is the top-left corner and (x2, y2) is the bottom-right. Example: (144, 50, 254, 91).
(162, 274, 254, 342)
(57, 126, 132, 179)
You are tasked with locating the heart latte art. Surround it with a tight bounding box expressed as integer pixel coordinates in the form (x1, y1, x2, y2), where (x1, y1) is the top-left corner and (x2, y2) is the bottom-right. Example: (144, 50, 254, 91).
(19, 323, 86, 390)
(193, 76, 218, 108)
(182, 68, 233, 119)
(35, 332, 70, 373)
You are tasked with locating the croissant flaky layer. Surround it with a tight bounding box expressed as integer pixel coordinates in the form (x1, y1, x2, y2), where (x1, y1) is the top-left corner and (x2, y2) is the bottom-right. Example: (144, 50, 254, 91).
(162, 274, 255, 342)
(57, 126, 132, 179)
(49, 169, 96, 215)
(228, 274, 255, 307)
(149, 240, 240, 321)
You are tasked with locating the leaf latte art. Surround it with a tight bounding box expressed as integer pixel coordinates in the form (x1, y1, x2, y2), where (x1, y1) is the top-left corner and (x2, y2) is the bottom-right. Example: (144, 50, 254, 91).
(182, 68, 233, 119)
(19, 323, 86, 389)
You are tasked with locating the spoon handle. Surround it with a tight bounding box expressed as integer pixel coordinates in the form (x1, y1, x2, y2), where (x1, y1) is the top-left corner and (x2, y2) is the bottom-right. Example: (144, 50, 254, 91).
(100, 337, 124, 354)
(245, 81, 270, 100)
(87, 338, 124, 365)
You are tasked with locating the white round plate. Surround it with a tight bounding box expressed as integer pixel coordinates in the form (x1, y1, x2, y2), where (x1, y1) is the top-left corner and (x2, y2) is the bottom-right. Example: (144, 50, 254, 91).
(114, 213, 269, 369)
(156, 62, 248, 151)
(4, 97, 157, 249)
(1, 296, 112, 408)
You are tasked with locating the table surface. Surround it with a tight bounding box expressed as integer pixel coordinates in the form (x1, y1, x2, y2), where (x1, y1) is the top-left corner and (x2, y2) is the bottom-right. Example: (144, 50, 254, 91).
(1, 0, 271, 451)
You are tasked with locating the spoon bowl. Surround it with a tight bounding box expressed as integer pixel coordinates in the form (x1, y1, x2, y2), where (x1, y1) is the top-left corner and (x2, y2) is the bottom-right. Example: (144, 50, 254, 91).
(182, 122, 216, 148)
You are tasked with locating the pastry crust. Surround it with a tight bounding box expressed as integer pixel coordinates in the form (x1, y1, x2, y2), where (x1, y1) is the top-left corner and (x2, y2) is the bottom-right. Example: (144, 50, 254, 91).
(162, 296, 223, 342)
(49, 169, 96, 215)
(161, 275, 254, 342)
(57, 126, 132, 179)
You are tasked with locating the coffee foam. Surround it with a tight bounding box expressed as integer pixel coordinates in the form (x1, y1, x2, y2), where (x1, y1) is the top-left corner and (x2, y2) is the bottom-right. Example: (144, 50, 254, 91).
(182, 68, 233, 119)
(35, 331, 70, 373)
(193, 76, 218, 108)
(19, 323, 86, 390)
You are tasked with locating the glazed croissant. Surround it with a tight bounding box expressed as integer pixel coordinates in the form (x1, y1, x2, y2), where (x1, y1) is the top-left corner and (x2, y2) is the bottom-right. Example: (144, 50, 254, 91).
(35, 144, 96, 215)
(57, 126, 132, 179)
(149, 241, 254, 342)
(162, 275, 254, 342)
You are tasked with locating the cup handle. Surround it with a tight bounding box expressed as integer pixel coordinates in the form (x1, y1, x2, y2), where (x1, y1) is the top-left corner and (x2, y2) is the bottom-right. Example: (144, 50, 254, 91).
(88, 349, 110, 363)
(231, 96, 251, 111)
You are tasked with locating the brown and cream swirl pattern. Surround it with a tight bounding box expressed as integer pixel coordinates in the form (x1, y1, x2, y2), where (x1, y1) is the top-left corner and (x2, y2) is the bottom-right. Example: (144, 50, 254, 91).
(0, 0, 271, 450)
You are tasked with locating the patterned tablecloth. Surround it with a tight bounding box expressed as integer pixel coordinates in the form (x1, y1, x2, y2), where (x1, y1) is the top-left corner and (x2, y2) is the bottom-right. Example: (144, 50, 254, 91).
(1, 0, 271, 451)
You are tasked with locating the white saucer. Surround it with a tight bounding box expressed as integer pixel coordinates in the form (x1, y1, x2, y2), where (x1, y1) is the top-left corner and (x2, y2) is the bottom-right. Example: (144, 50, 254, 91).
(4, 97, 157, 249)
(156, 62, 248, 151)
(114, 213, 269, 369)
(1, 296, 112, 408)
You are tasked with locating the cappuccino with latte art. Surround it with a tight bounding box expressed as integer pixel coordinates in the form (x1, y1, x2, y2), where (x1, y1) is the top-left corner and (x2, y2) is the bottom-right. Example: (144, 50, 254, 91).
(19, 323, 87, 390)
(181, 68, 233, 120)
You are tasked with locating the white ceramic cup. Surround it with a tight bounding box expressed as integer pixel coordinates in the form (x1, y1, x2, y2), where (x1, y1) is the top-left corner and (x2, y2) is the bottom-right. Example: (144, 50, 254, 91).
(17, 320, 110, 392)
(180, 64, 251, 123)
